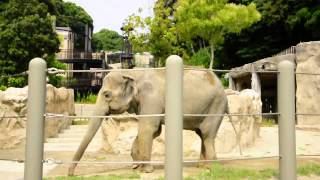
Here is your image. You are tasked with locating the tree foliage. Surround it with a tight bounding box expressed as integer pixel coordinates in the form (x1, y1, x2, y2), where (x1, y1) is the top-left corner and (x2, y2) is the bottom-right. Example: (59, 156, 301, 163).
(122, 0, 188, 65)
(220, 0, 320, 68)
(0, 0, 93, 88)
(0, 0, 59, 75)
(122, 0, 260, 67)
(122, 13, 151, 53)
(175, 0, 261, 68)
(92, 29, 122, 52)
(54, 1, 93, 50)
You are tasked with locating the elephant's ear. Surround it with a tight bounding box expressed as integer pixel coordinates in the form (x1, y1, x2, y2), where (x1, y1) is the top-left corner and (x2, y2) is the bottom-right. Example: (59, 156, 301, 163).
(122, 75, 137, 99)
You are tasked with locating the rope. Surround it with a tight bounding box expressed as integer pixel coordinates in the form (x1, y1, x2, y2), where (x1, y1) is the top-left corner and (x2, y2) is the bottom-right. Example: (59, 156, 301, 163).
(0, 71, 28, 78)
(296, 113, 320, 116)
(184, 113, 279, 117)
(0, 158, 25, 163)
(295, 72, 320, 76)
(46, 67, 279, 74)
(0, 115, 26, 119)
(44, 113, 279, 120)
(184, 68, 279, 74)
(1, 154, 319, 165)
(45, 113, 165, 119)
(5, 112, 320, 121)
(0, 112, 280, 120)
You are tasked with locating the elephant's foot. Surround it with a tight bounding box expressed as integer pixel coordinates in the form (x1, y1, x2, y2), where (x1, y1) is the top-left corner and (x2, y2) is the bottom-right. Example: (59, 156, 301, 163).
(135, 164, 154, 173)
(197, 162, 212, 169)
(132, 164, 139, 169)
(68, 165, 76, 176)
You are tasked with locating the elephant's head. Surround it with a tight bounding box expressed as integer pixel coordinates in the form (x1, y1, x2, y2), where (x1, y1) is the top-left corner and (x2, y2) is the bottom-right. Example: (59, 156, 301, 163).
(68, 72, 137, 176)
(99, 73, 138, 114)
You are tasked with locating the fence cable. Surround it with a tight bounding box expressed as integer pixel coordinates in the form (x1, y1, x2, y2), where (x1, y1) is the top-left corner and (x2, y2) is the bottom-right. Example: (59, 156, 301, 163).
(46, 67, 279, 74)
(3, 154, 320, 165)
(0, 71, 28, 78)
(5, 112, 320, 120)
(44, 113, 279, 120)
(295, 72, 320, 76)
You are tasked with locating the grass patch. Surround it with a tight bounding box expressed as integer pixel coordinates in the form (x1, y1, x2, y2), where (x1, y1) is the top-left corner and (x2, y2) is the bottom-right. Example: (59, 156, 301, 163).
(44, 163, 320, 180)
(45, 172, 140, 180)
(187, 163, 276, 180)
(261, 118, 276, 127)
(76, 92, 97, 104)
(72, 119, 89, 125)
(186, 162, 320, 179)
(298, 163, 320, 176)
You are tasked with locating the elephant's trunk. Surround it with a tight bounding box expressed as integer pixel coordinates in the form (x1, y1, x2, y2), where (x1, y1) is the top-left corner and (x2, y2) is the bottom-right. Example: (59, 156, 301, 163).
(68, 103, 108, 176)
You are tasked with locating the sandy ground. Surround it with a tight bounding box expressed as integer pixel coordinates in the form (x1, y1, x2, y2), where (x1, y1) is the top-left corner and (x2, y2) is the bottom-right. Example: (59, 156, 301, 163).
(0, 126, 320, 179)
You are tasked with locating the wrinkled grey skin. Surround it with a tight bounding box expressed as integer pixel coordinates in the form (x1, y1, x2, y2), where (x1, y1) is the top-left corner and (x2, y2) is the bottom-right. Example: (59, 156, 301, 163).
(68, 70, 228, 175)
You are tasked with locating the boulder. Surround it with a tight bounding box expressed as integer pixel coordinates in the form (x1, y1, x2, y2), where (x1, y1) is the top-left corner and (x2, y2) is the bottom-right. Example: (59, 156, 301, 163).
(0, 85, 74, 149)
(295, 41, 320, 125)
(217, 89, 262, 153)
(101, 89, 262, 156)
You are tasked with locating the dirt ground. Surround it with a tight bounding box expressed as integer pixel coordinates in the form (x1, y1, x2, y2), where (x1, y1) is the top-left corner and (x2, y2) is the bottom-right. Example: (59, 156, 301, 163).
(0, 126, 320, 179)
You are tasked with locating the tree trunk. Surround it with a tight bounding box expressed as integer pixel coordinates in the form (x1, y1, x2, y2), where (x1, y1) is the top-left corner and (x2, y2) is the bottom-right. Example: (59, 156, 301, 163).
(209, 44, 215, 69)
(199, 40, 202, 49)
(190, 43, 195, 55)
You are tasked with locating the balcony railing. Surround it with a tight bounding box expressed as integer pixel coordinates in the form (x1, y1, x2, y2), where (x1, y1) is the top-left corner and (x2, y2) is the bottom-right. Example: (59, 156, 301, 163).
(56, 50, 105, 60)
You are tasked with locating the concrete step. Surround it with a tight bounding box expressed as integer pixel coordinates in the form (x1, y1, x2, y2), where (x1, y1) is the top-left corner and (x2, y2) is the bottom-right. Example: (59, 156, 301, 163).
(46, 137, 102, 143)
(44, 125, 103, 152)
(44, 145, 100, 152)
(44, 142, 102, 147)
(68, 125, 90, 130)
(58, 132, 102, 138)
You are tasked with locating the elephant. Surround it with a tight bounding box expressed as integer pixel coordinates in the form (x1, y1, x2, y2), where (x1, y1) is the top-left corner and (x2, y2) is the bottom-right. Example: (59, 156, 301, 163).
(68, 68, 228, 175)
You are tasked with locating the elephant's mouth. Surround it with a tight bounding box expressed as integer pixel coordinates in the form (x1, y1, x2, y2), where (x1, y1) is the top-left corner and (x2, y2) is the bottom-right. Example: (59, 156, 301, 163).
(109, 108, 124, 115)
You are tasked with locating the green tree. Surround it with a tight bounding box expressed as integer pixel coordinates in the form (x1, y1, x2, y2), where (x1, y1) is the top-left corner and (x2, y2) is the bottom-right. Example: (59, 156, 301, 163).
(122, 1, 188, 65)
(122, 13, 151, 53)
(175, 0, 261, 69)
(92, 29, 122, 52)
(221, 0, 320, 68)
(55, 1, 93, 50)
(0, 0, 59, 76)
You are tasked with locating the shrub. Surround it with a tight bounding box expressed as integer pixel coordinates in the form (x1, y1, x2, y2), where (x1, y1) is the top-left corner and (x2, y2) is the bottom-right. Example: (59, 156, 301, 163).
(186, 48, 210, 68)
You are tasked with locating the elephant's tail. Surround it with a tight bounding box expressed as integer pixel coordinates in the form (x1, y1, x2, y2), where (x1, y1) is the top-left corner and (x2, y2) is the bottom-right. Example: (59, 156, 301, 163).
(226, 105, 243, 155)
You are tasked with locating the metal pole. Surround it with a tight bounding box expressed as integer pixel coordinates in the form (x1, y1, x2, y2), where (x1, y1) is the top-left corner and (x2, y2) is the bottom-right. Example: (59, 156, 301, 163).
(165, 55, 183, 180)
(277, 60, 296, 180)
(24, 58, 47, 180)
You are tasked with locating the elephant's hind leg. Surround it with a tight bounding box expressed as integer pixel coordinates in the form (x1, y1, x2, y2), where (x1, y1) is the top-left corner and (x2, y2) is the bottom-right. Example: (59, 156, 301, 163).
(199, 97, 227, 161)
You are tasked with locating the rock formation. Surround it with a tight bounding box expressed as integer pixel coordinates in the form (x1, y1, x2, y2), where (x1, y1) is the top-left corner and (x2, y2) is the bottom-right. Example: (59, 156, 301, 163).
(0, 85, 74, 149)
(295, 41, 320, 125)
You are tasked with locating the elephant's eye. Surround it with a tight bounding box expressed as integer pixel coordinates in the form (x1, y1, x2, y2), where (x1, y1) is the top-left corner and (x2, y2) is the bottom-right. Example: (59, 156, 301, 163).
(104, 91, 112, 99)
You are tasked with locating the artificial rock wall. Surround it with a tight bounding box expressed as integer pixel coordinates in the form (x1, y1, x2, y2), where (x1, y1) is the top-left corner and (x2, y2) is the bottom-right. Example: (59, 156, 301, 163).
(295, 41, 320, 125)
(0, 84, 74, 149)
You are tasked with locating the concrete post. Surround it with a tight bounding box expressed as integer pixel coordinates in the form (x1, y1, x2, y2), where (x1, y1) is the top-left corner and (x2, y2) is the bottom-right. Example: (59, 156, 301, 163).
(277, 60, 296, 180)
(165, 55, 183, 180)
(24, 58, 47, 180)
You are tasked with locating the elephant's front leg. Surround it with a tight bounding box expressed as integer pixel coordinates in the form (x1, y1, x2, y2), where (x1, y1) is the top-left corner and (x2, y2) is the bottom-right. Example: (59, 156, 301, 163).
(131, 137, 139, 169)
(133, 119, 160, 173)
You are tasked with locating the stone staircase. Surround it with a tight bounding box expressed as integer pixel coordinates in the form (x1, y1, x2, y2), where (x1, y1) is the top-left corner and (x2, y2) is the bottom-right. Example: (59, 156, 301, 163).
(44, 125, 103, 152)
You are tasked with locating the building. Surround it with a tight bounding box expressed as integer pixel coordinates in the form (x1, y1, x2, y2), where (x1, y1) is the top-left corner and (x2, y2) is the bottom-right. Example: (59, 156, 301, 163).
(56, 27, 75, 59)
(228, 41, 320, 125)
(55, 26, 106, 94)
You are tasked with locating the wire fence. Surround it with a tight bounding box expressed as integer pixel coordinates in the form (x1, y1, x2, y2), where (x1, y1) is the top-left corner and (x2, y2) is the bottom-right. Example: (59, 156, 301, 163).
(4, 112, 320, 120)
(3, 65, 320, 79)
(3, 154, 320, 166)
(1, 57, 320, 180)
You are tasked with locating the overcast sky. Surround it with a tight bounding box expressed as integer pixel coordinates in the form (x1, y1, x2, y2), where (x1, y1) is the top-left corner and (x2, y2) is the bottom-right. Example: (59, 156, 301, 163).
(65, 0, 155, 34)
